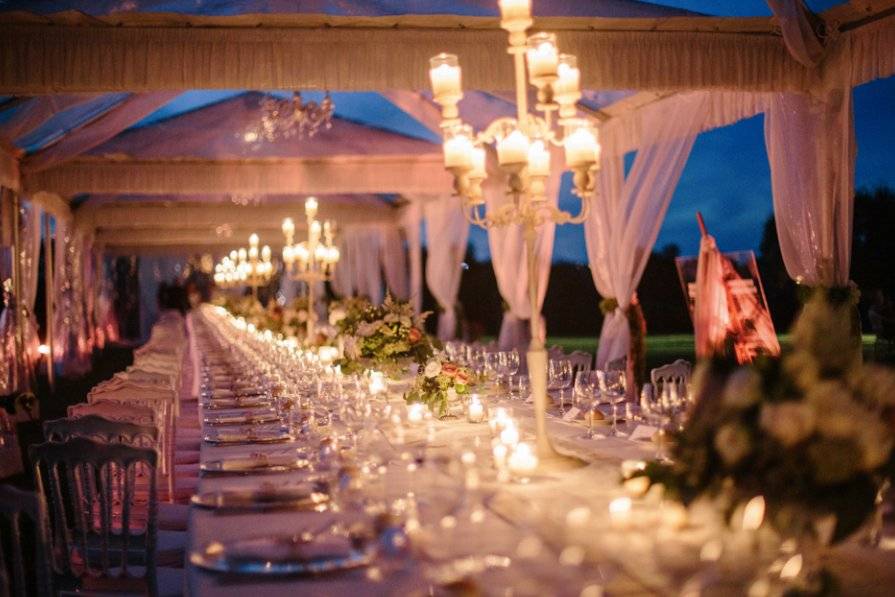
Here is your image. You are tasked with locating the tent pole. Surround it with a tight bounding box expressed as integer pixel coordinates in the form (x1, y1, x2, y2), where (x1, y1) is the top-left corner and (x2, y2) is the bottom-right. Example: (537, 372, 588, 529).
(43, 213, 55, 391)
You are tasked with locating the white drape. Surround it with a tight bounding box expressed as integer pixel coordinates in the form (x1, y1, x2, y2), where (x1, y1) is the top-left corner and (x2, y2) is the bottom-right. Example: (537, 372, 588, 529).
(381, 226, 409, 301)
(766, 0, 825, 67)
(588, 92, 706, 368)
(331, 229, 384, 304)
(423, 199, 470, 341)
(21, 202, 42, 369)
(764, 90, 854, 287)
(486, 149, 563, 352)
(401, 203, 424, 315)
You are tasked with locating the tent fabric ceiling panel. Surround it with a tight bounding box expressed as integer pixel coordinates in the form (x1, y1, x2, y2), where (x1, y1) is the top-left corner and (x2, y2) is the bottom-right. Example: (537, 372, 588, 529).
(0, 22, 817, 93)
(1, 1, 695, 19)
(88, 92, 439, 160)
(24, 156, 453, 197)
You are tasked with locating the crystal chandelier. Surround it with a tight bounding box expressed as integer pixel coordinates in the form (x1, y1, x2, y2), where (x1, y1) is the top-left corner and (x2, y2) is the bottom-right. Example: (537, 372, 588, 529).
(245, 92, 334, 143)
(214, 233, 274, 298)
(429, 0, 600, 466)
(281, 197, 341, 339)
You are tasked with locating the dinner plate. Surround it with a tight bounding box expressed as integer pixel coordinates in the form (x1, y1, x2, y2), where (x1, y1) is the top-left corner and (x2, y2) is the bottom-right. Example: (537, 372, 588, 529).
(203, 428, 292, 445)
(200, 454, 310, 475)
(203, 410, 281, 426)
(203, 396, 271, 409)
(190, 530, 374, 576)
(190, 485, 329, 512)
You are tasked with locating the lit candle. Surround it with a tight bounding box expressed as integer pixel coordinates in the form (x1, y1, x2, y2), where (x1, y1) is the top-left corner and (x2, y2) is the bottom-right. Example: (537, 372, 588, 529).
(489, 407, 511, 434)
(498, 0, 530, 21)
(248, 245, 259, 260)
(467, 394, 486, 423)
(429, 54, 462, 99)
(497, 129, 529, 166)
(261, 245, 271, 262)
(282, 217, 295, 239)
(564, 125, 599, 167)
(609, 497, 632, 528)
(305, 196, 318, 218)
(282, 244, 294, 264)
(499, 420, 519, 447)
(443, 128, 474, 170)
(369, 371, 387, 396)
(318, 346, 338, 366)
(742, 496, 765, 532)
(249, 233, 259, 248)
(554, 54, 581, 99)
(492, 442, 509, 469)
(526, 33, 559, 81)
(527, 139, 550, 177)
(470, 146, 487, 179)
(407, 402, 427, 425)
(508, 442, 538, 478)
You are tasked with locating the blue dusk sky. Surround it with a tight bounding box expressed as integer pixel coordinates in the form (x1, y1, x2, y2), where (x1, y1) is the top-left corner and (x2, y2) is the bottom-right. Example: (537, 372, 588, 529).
(466, 0, 895, 262)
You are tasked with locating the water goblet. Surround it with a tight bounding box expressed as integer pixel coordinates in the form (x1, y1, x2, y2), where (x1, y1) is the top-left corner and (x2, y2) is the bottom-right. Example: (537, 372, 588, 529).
(601, 370, 627, 437)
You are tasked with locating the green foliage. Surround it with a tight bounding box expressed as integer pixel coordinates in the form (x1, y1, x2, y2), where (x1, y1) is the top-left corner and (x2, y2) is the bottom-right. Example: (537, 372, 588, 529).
(635, 289, 895, 542)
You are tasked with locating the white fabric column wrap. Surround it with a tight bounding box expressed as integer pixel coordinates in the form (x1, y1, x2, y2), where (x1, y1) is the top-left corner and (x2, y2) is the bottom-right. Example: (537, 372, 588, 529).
(423, 199, 469, 341)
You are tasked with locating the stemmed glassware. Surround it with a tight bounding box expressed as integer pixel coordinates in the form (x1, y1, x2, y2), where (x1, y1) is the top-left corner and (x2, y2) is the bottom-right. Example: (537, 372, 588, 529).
(497, 350, 520, 389)
(601, 370, 626, 437)
(574, 371, 598, 439)
(548, 360, 573, 413)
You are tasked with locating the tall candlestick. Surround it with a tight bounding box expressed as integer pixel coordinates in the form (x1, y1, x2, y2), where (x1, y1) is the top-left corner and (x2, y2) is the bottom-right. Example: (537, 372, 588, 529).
(429, 54, 462, 99)
(564, 125, 599, 167)
(526, 33, 559, 81)
(498, 0, 530, 20)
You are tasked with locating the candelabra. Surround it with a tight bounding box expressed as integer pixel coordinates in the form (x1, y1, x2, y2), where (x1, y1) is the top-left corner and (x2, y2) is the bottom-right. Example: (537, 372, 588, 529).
(281, 197, 340, 340)
(214, 234, 274, 299)
(429, 0, 600, 466)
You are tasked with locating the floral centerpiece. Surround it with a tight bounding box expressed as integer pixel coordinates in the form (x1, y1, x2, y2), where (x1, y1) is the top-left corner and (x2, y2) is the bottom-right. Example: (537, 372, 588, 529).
(336, 294, 435, 376)
(328, 296, 370, 327)
(633, 289, 895, 544)
(405, 357, 474, 417)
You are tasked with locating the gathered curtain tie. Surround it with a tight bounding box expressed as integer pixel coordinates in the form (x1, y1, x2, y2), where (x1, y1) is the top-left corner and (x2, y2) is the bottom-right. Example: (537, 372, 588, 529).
(599, 297, 620, 316)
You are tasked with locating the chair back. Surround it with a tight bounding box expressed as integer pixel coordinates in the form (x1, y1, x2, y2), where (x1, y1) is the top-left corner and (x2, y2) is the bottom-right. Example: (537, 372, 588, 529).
(0, 485, 53, 597)
(650, 359, 692, 397)
(44, 415, 159, 450)
(566, 351, 593, 377)
(68, 401, 156, 428)
(29, 438, 159, 593)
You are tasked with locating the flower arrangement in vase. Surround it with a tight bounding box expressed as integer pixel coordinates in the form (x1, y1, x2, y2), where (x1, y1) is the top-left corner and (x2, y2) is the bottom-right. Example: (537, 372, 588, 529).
(631, 288, 895, 544)
(405, 357, 473, 418)
(335, 294, 435, 376)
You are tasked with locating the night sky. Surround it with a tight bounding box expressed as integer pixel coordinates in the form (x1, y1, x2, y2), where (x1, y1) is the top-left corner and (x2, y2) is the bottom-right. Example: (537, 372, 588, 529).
(467, 0, 895, 263)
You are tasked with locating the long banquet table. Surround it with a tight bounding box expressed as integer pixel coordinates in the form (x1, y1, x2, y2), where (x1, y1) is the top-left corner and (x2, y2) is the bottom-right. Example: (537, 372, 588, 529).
(184, 313, 895, 597)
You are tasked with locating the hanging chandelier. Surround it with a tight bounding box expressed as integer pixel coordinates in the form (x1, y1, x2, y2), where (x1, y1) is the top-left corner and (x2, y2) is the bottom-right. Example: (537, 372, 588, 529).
(281, 197, 341, 339)
(429, 0, 600, 466)
(429, 0, 600, 224)
(214, 233, 274, 298)
(245, 92, 335, 143)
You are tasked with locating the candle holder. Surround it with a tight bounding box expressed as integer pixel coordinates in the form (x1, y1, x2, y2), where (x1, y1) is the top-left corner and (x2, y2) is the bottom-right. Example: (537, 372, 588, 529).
(466, 394, 487, 423)
(429, 0, 600, 471)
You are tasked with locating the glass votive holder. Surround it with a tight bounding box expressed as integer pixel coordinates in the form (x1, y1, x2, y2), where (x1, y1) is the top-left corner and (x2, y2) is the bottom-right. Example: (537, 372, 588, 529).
(466, 394, 486, 423)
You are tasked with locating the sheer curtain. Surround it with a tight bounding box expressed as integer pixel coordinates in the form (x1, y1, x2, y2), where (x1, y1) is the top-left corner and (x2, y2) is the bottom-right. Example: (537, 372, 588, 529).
(587, 92, 707, 368)
(381, 225, 409, 300)
(423, 198, 469, 340)
(764, 90, 854, 287)
(20, 202, 42, 374)
(401, 202, 424, 315)
(485, 149, 563, 351)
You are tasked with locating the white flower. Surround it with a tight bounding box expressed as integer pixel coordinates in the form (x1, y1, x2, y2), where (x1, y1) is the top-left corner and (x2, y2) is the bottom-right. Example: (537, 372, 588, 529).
(759, 402, 815, 447)
(296, 309, 308, 323)
(714, 423, 751, 466)
(722, 367, 761, 409)
(424, 360, 442, 378)
(328, 308, 346, 326)
(446, 387, 458, 402)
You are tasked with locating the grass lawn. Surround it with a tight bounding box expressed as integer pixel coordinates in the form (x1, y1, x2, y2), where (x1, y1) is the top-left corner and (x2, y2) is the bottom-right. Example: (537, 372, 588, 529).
(487, 334, 880, 371)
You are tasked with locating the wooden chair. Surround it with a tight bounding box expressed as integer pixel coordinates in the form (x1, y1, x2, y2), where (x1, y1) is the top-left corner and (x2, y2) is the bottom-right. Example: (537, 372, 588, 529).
(0, 485, 53, 597)
(29, 438, 183, 596)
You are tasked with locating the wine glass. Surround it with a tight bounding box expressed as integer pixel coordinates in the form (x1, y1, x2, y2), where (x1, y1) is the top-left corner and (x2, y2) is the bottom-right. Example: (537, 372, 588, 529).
(601, 370, 626, 437)
(573, 372, 597, 438)
(498, 350, 520, 389)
